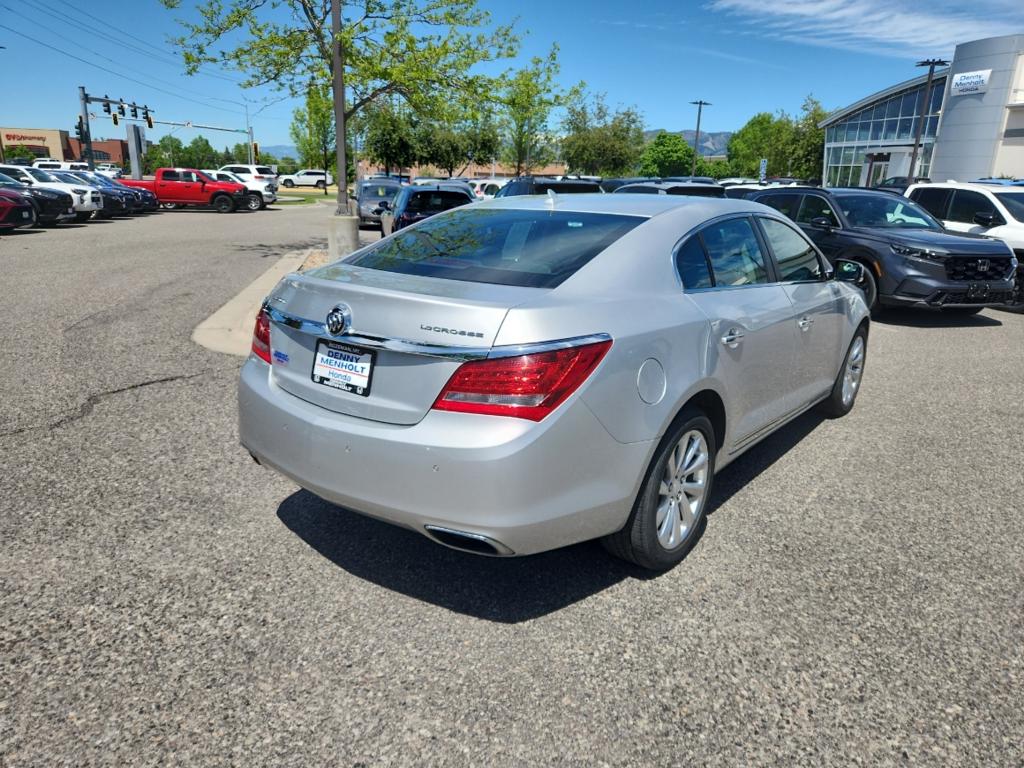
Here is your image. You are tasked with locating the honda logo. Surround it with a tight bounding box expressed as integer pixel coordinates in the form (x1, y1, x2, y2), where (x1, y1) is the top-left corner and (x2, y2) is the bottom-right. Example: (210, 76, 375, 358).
(976, 259, 990, 272)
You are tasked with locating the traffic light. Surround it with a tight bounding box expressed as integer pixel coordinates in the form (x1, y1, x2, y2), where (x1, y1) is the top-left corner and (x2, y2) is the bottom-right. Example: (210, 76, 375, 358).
(74, 116, 84, 141)
(112, 112, 119, 127)
(117, 102, 126, 117)
(102, 96, 111, 115)
(130, 105, 138, 119)
(143, 107, 153, 129)
(252, 141, 260, 161)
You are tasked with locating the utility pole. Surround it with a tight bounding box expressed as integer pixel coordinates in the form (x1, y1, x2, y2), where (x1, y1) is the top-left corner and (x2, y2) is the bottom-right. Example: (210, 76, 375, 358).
(331, 0, 347, 214)
(690, 100, 710, 177)
(244, 103, 254, 164)
(907, 58, 948, 182)
(78, 86, 95, 170)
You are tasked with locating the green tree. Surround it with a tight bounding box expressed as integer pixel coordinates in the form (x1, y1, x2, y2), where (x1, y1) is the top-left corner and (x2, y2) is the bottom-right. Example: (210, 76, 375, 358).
(180, 136, 219, 170)
(415, 117, 499, 177)
(2, 145, 35, 163)
(161, 0, 519, 202)
(364, 105, 418, 174)
(560, 90, 644, 176)
(291, 82, 336, 195)
(638, 132, 696, 177)
(279, 156, 299, 174)
(727, 112, 799, 178)
(790, 95, 828, 181)
(498, 47, 562, 175)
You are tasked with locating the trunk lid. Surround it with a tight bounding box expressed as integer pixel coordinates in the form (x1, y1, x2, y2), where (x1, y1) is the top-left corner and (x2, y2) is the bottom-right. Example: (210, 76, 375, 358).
(265, 264, 545, 425)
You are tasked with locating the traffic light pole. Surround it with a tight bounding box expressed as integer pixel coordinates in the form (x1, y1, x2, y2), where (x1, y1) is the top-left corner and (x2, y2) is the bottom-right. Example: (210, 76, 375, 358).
(78, 86, 95, 170)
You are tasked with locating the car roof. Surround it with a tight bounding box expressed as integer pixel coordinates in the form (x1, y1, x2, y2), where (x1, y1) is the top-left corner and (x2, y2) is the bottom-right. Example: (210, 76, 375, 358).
(404, 183, 473, 193)
(617, 181, 722, 191)
(478, 192, 765, 218)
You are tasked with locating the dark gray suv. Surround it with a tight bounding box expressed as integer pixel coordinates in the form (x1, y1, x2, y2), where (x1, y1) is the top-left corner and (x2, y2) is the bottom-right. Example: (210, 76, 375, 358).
(749, 187, 1018, 313)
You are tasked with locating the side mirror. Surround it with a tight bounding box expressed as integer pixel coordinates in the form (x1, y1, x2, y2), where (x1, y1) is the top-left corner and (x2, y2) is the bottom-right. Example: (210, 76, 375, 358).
(973, 211, 997, 228)
(834, 258, 866, 290)
(377, 200, 391, 211)
(810, 216, 834, 230)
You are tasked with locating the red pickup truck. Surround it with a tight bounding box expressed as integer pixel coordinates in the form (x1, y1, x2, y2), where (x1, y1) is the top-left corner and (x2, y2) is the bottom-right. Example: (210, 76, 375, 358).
(120, 168, 247, 213)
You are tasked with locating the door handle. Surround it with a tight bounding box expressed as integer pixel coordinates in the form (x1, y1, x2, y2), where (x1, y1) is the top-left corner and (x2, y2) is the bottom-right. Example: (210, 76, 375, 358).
(721, 328, 745, 347)
(797, 316, 814, 331)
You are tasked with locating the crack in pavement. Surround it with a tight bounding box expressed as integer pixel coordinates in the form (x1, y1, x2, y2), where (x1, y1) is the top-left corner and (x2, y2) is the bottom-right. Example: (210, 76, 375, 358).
(0, 372, 209, 439)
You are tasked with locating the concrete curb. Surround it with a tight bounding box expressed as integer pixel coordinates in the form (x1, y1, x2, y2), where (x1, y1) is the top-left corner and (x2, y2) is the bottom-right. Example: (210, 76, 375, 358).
(192, 249, 309, 357)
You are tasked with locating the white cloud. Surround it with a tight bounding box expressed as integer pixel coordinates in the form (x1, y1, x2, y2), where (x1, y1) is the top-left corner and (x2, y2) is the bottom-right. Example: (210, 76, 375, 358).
(707, 0, 1024, 58)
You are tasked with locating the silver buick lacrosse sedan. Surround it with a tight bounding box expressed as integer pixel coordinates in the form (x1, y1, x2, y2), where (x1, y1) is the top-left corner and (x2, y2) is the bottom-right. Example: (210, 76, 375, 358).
(239, 194, 869, 570)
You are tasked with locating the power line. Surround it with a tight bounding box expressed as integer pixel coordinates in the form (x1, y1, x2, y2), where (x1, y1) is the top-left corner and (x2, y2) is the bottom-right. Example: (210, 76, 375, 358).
(36, 0, 245, 85)
(1, 2, 234, 108)
(0, 22, 244, 116)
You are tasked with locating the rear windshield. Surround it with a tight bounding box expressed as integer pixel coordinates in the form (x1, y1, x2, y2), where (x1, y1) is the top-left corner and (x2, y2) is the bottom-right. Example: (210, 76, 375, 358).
(534, 182, 601, 194)
(345, 208, 643, 288)
(403, 190, 470, 214)
(667, 185, 725, 198)
(360, 184, 399, 200)
(256, 166, 274, 175)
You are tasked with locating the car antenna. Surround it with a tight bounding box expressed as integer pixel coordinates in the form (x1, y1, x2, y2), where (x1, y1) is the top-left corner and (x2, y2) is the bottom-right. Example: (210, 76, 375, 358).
(546, 188, 557, 208)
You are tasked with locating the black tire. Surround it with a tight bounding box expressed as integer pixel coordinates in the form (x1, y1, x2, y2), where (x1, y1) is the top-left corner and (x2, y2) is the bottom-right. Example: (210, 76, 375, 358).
(942, 306, 983, 315)
(282, 179, 294, 188)
(213, 194, 236, 213)
(818, 327, 868, 418)
(244, 193, 262, 211)
(601, 408, 716, 571)
(858, 263, 879, 312)
(161, 202, 178, 210)
(74, 211, 92, 223)
(315, 180, 326, 190)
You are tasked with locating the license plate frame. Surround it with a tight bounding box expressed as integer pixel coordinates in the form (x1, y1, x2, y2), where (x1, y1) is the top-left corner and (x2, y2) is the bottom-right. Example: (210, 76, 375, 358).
(966, 282, 990, 299)
(311, 339, 375, 397)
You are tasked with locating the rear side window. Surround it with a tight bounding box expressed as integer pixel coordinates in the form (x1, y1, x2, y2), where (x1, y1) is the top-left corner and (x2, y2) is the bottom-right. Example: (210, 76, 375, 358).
(404, 191, 470, 214)
(162, 170, 180, 181)
(909, 187, 952, 219)
(757, 193, 801, 219)
(759, 217, 823, 282)
(699, 217, 770, 286)
(948, 190, 1003, 225)
(796, 195, 839, 227)
(676, 236, 713, 289)
(344, 208, 643, 288)
(256, 166, 274, 175)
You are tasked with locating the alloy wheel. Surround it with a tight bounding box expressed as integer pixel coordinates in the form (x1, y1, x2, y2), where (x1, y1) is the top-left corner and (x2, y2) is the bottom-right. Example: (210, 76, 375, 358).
(841, 336, 865, 406)
(655, 430, 709, 550)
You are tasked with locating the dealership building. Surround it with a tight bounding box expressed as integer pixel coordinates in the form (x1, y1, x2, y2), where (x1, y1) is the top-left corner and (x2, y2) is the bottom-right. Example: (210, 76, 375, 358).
(821, 34, 1024, 187)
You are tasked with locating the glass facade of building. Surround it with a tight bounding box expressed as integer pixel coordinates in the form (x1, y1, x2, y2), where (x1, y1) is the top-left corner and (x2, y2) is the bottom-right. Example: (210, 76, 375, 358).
(822, 77, 945, 187)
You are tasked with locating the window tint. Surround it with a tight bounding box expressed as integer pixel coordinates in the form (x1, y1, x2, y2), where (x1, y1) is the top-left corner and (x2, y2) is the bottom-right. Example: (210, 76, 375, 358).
(162, 170, 180, 181)
(484, 184, 500, 196)
(535, 182, 601, 194)
(759, 218, 823, 282)
(360, 184, 399, 200)
(666, 185, 725, 198)
(700, 217, 769, 286)
(908, 187, 952, 219)
(676, 236, 713, 289)
(615, 185, 660, 194)
(179, 171, 205, 183)
(256, 166, 273, 175)
(757, 193, 800, 219)
(994, 192, 1024, 222)
(948, 190, 1002, 225)
(724, 187, 754, 199)
(343, 208, 643, 288)
(226, 166, 243, 174)
(796, 195, 839, 227)
(403, 191, 471, 214)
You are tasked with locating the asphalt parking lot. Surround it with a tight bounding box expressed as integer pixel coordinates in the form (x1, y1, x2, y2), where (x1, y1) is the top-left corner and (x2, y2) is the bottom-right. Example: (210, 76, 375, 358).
(2, 205, 1023, 766)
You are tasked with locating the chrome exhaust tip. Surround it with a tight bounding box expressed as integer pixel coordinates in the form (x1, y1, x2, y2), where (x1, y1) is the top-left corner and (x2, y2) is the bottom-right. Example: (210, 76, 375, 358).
(424, 525, 514, 557)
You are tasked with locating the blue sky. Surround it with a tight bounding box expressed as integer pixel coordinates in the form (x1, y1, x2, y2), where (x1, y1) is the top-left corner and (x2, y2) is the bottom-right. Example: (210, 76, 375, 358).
(1, 0, 1023, 149)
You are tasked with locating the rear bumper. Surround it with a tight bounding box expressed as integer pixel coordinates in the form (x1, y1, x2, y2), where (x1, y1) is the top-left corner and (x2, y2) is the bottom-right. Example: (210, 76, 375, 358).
(238, 357, 651, 556)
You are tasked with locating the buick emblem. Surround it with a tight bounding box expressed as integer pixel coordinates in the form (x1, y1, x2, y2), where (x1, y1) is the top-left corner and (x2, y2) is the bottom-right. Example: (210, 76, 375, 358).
(325, 303, 352, 336)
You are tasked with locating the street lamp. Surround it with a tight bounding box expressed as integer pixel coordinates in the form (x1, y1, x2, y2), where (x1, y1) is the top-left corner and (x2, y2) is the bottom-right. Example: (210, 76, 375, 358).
(907, 58, 948, 182)
(690, 100, 711, 177)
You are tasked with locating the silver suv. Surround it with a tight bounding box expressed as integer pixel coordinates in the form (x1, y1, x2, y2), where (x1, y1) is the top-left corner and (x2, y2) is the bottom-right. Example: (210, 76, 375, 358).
(239, 195, 870, 570)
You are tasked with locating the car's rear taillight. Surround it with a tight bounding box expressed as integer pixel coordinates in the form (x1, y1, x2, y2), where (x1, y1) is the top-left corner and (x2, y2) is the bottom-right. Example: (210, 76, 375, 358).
(432, 339, 611, 421)
(251, 307, 272, 363)
(254, 175, 266, 180)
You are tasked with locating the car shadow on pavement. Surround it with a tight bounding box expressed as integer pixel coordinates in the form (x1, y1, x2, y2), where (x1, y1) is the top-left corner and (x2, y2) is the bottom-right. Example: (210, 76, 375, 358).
(276, 489, 652, 623)
(873, 307, 1002, 328)
(275, 412, 826, 622)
